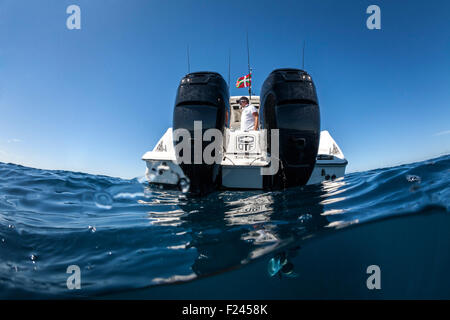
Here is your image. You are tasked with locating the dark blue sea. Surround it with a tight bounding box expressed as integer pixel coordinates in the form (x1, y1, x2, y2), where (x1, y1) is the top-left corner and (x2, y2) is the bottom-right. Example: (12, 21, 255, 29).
(0, 155, 449, 299)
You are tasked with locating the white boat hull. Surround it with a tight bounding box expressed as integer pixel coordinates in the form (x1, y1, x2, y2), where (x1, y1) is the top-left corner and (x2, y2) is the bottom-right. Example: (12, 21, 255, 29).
(142, 128, 348, 190)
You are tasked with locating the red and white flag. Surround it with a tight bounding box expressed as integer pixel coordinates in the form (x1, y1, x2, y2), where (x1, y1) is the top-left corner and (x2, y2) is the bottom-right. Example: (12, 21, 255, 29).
(236, 73, 251, 88)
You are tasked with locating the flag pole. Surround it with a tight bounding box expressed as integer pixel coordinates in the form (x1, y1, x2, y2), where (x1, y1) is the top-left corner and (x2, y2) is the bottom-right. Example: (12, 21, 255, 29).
(246, 32, 252, 99)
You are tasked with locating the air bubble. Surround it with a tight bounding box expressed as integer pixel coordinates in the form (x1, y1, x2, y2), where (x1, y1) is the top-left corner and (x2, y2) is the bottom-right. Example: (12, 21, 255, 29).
(406, 175, 421, 183)
(298, 213, 312, 223)
(94, 192, 113, 209)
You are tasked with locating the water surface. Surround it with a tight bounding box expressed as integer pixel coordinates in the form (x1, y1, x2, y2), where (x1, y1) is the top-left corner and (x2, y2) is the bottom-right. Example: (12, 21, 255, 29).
(0, 155, 449, 298)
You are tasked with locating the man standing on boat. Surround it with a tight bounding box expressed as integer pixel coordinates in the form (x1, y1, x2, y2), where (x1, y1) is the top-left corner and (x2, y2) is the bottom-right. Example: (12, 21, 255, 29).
(239, 96, 259, 131)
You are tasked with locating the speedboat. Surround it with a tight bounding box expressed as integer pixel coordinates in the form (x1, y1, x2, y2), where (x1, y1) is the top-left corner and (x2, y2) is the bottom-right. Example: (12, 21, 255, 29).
(142, 69, 348, 194)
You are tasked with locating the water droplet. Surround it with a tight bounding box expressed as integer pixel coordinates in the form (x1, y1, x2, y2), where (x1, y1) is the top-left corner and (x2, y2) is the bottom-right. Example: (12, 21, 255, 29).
(30, 254, 37, 263)
(406, 175, 421, 183)
(108, 251, 112, 256)
(1, 238, 5, 243)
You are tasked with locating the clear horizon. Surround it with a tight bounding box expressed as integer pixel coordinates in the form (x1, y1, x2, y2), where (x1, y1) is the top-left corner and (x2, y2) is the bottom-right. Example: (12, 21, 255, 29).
(1, 0, 449, 179)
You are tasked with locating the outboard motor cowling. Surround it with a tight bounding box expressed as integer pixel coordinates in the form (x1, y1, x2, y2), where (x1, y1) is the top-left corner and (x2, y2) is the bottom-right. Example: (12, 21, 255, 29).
(260, 69, 320, 189)
(173, 72, 229, 194)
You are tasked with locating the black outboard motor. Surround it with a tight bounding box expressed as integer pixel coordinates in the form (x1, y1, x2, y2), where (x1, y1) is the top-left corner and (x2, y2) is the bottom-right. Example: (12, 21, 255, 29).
(260, 68, 320, 189)
(173, 72, 229, 194)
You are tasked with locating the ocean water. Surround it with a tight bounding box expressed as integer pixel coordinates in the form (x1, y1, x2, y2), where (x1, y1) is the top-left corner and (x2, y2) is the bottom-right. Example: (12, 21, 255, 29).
(0, 155, 449, 299)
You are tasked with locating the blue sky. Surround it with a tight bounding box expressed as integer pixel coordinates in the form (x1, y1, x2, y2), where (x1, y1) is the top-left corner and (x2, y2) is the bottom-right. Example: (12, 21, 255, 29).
(0, 0, 449, 179)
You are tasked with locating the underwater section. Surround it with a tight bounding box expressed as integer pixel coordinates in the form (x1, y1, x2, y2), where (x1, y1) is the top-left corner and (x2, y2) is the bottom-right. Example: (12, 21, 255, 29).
(0, 154, 449, 298)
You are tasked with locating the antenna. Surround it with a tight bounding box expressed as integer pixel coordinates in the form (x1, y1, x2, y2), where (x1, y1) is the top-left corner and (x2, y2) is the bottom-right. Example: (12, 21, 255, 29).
(246, 31, 252, 99)
(187, 45, 191, 74)
(302, 40, 305, 70)
(228, 49, 231, 88)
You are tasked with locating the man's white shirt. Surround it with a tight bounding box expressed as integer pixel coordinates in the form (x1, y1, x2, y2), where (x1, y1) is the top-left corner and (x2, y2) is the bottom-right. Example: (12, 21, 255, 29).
(240, 104, 258, 131)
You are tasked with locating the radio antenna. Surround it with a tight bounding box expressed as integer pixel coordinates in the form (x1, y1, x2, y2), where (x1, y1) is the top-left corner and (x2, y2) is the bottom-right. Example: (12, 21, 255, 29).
(246, 31, 252, 99)
(302, 40, 305, 70)
(228, 49, 231, 88)
(187, 45, 191, 74)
